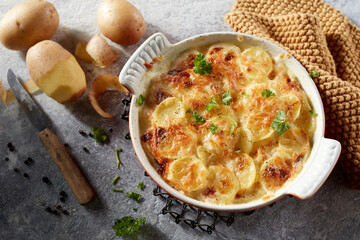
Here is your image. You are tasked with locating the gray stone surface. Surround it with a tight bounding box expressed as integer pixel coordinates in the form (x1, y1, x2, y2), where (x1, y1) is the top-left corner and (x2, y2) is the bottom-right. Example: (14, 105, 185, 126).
(0, 0, 360, 239)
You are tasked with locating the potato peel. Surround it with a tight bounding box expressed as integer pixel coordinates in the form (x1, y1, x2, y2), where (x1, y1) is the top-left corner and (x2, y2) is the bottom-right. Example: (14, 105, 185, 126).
(75, 41, 93, 63)
(86, 34, 119, 68)
(0, 79, 39, 106)
(89, 74, 129, 118)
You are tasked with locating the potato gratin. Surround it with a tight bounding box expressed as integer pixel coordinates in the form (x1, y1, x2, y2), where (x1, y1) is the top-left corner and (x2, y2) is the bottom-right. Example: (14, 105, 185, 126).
(139, 42, 316, 205)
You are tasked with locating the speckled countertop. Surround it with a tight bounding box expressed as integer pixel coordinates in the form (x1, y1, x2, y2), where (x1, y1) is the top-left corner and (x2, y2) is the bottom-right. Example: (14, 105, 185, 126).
(0, 0, 360, 239)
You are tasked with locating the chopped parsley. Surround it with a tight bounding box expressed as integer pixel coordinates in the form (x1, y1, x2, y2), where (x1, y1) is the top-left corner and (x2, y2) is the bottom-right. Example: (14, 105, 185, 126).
(111, 175, 120, 185)
(242, 92, 246, 95)
(193, 53, 213, 75)
(235, 149, 241, 153)
(137, 182, 145, 191)
(222, 92, 232, 105)
(309, 109, 316, 115)
(206, 97, 219, 112)
(112, 189, 123, 192)
(133, 208, 138, 212)
(126, 192, 142, 202)
(261, 89, 275, 98)
(192, 110, 205, 124)
(209, 123, 218, 134)
(271, 110, 291, 135)
(230, 122, 235, 135)
(113, 216, 146, 238)
(186, 109, 192, 113)
(309, 70, 319, 78)
(91, 126, 108, 143)
(138, 94, 145, 106)
(116, 148, 122, 168)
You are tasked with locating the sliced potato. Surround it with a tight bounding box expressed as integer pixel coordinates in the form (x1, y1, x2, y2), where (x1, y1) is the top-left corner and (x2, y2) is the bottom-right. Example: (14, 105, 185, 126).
(240, 47, 273, 81)
(167, 156, 208, 193)
(89, 74, 129, 118)
(226, 153, 256, 190)
(153, 97, 186, 128)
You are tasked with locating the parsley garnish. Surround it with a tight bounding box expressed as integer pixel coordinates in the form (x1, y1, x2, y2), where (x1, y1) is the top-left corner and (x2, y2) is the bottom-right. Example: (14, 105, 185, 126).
(193, 53, 213, 75)
(126, 192, 142, 202)
(113, 216, 146, 238)
(137, 182, 145, 191)
(206, 97, 219, 112)
(111, 176, 120, 185)
(112, 189, 123, 192)
(242, 92, 246, 95)
(133, 208, 138, 212)
(138, 94, 145, 106)
(271, 110, 291, 135)
(186, 109, 192, 113)
(230, 122, 235, 135)
(116, 148, 122, 168)
(309, 70, 319, 78)
(261, 89, 275, 98)
(309, 109, 315, 115)
(209, 123, 218, 134)
(192, 110, 205, 124)
(91, 127, 108, 143)
(235, 149, 241, 153)
(222, 92, 232, 105)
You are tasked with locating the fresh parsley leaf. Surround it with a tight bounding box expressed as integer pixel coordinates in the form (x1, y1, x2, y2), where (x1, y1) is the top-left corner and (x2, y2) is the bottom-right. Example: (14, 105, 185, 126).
(133, 208, 138, 212)
(186, 109, 192, 113)
(126, 192, 142, 202)
(309, 109, 315, 115)
(192, 110, 205, 124)
(206, 97, 219, 112)
(309, 70, 319, 78)
(137, 182, 145, 191)
(111, 176, 120, 185)
(261, 89, 275, 98)
(242, 92, 246, 95)
(138, 94, 145, 106)
(235, 149, 241, 153)
(271, 110, 291, 135)
(193, 53, 213, 75)
(91, 126, 108, 143)
(113, 216, 146, 238)
(116, 148, 122, 168)
(112, 189, 123, 192)
(209, 123, 218, 134)
(222, 92, 232, 105)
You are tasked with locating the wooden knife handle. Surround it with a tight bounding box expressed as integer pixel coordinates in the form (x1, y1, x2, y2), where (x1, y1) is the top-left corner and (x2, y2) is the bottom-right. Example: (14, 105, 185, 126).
(38, 128, 95, 204)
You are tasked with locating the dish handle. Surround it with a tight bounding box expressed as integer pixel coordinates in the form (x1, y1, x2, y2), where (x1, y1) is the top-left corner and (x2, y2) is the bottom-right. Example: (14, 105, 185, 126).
(119, 32, 171, 95)
(288, 138, 341, 200)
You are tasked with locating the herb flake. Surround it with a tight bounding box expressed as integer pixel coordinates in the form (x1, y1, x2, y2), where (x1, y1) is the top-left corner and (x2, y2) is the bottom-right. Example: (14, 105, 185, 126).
(309, 109, 315, 115)
(112, 189, 123, 193)
(192, 110, 205, 124)
(261, 89, 275, 98)
(309, 70, 319, 78)
(206, 97, 219, 112)
(113, 216, 146, 238)
(138, 94, 145, 106)
(91, 127, 108, 143)
(193, 54, 213, 75)
(222, 92, 232, 105)
(271, 110, 291, 135)
(116, 148, 122, 168)
(137, 182, 145, 191)
(111, 176, 120, 185)
(235, 149, 241, 153)
(126, 192, 142, 202)
(209, 123, 218, 134)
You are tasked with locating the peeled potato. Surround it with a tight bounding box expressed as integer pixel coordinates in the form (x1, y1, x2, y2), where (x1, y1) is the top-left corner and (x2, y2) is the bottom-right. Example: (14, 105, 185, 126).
(26, 40, 86, 104)
(89, 74, 129, 118)
(97, 0, 146, 45)
(86, 34, 119, 68)
(0, 0, 59, 50)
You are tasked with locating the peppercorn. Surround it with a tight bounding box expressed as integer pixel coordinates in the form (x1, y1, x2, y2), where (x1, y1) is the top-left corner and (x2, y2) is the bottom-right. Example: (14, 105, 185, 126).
(24, 160, 30, 165)
(88, 132, 93, 137)
(79, 130, 85, 135)
(5, 157, 9, 161)
(62, 209, 69, 215)
(46, 207, 52, 213)
(82, 147, 89, 153)
(23, 173, 29, 178)
(60, 197, 65, 202)
(59, 191, 67, 197)
(13, 168, 19, 172)
(64, 143, 69, 147)
(42, 176, 51, 184)
(109, 128, 113, 133)
(27, 157, 33, 163)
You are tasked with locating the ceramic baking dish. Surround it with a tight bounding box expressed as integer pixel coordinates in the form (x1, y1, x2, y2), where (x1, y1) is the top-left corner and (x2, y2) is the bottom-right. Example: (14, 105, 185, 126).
(119, 32, 341, 212)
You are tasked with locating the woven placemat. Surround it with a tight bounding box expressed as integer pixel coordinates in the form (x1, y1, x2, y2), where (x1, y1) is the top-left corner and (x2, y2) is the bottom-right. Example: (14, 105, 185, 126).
(225, 0, 360, 189)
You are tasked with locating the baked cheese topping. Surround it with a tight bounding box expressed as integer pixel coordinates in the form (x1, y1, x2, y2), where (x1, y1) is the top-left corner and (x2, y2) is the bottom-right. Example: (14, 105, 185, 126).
(140, 42, 316, 205)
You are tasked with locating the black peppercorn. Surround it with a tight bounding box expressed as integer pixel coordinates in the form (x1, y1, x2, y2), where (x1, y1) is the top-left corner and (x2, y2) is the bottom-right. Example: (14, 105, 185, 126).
(46, 207, 52, 213)
(13, 168, 19, 172)
(62, 209, 69, 215)
(5, 157, 9, 161)
(64, 143, 69, 147)
(88, 133, 93, 137)
(82, 147, 89, 153)
(24, 160, 30, 165)
(27, 157, 33, 163)
(59, 191, 67, 197)
(60, 196, 65, 202)
(109, 128, 113, 133)
(55, 204, 61, 209)
(23, 173, 29, 178)
(42, 176, 51, 184)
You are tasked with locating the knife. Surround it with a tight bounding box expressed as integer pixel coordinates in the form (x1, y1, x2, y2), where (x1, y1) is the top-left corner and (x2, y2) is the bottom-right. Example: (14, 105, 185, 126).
(7, 69, 95, 204)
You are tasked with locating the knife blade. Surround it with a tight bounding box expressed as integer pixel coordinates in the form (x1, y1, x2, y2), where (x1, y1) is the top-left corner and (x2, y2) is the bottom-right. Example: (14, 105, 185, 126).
(7, 69, 95, 204)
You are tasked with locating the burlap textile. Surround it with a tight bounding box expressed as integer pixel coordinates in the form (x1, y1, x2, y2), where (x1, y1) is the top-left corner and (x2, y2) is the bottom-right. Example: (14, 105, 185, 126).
(225, 0, 360, 189)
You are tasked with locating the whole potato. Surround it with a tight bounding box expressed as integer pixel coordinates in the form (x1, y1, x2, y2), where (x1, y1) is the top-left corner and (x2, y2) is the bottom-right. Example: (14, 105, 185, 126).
(0, 0, 59, 50)
(26, 40, 86, 104)
(97, 0, 146, 45)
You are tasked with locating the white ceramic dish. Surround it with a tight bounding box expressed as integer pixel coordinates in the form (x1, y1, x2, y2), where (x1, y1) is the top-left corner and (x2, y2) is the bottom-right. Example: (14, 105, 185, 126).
(119, 32, 341, 212)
